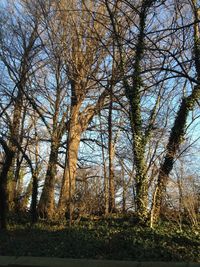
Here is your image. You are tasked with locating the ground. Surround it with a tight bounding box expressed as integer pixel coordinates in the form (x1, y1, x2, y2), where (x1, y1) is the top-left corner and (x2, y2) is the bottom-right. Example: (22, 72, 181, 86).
(0, 215, 199, 262)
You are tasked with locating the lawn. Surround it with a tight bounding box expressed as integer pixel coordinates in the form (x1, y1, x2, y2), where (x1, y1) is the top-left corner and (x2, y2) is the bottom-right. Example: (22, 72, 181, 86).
(0, 216, 199, 262)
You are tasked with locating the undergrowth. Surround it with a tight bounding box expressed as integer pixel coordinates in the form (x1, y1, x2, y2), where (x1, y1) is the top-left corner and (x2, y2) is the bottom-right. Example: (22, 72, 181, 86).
(0, 215, 199, 262)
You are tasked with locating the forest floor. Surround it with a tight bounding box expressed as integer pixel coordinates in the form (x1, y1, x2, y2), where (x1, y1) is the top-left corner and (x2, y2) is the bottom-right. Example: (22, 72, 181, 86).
(0, 215, 199, 262)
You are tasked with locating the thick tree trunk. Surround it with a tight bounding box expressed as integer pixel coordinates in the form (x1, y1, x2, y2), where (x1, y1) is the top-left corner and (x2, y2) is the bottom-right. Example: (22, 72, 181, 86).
(0, 150, 14, 229)
(30, 171, 38, 224)
(7, 90, 23, 211)
(0, 88, 23, 228)
(58, 122, 81, 216)
(38, 141, 59, 218)
(58, 87, 108, 218)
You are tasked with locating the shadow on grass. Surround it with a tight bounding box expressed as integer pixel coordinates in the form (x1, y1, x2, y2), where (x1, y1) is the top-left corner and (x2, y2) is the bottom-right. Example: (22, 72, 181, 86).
(0, 220, 199, 262)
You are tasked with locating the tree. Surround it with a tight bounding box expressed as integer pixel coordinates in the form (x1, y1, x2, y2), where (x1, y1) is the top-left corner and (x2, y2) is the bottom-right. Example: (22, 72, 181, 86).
(106, 0, 158, 222)
(0, 1, 41, 228)
(55, 0, 113, 218)
(151, 0, 200, 226)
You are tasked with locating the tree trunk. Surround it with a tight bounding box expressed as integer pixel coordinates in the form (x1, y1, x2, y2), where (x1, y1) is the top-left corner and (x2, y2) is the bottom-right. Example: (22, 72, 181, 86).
(20, 180, 32, 211)
(38, 141, 59, 218)
(151, 92, 200, 226)
(117, 1, 155, 223)
(31, 171, 38, 224)
(121, 164, 126, 214)
(0, 150, 14, 229)
(58, 87, 108, 218)
(99, 114, 109, 215)
(108, 142, 115, 213)
(58, 121, 81, 216)
(7, 90, 23, 211)
(151, 0, 200, 227)
(108, 88, 115, 213)
(126, 7, 148, 222)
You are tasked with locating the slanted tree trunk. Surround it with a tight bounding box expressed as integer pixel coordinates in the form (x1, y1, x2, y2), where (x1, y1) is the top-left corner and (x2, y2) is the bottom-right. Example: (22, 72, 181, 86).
(151, 89, 200, 226)
(151, 0, 200, 226)
(37, 40, 68, 219)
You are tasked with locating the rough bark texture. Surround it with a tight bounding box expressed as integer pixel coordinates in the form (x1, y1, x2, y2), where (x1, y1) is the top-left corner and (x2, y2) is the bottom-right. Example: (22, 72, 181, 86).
(58, 103, 82, 215)
(106, 0, 156, 223)
(38, 141, 59, 218)
(0, 23, 38, 220)
(31, 171, 38, 223)
(0, 149, 14, 229)
(37, 58, 67, 218)
(58, 89, 107, 216)
(124, 3, 153, 222)
(7, 90, 23, 211)
(0, 88, 23, 228)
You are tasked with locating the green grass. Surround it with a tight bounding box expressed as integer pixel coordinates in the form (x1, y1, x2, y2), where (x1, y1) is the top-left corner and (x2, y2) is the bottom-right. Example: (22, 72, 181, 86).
(0, 216, 199, 262)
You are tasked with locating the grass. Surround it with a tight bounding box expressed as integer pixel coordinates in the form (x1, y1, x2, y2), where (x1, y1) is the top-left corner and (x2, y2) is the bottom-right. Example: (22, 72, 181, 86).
(0, 215, 199, 262)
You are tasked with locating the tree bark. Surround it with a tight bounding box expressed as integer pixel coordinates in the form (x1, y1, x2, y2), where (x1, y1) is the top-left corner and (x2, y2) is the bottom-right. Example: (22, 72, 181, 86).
(125, 4, 150, 222)
(58, 103, 82, 216)
(151, 89, 200, 226)
(58, 89, 108, 218)
(106, 0, 156, 222)
(7, 90, 23, 211)
(38, 141, 59, 218)
(0, 149, 14, 229)
(108, 87, 115, 213)
(99, 114, 109, 215)
(31, 171, 38, 224)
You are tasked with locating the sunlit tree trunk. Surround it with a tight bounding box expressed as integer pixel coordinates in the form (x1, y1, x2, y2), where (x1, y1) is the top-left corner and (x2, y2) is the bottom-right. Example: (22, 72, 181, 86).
(58, 89, 108, 217)
(108, 88, 115, 213)
(58, 105, 82, 216)
(38, 94, 64, 218)
(38, 141, 59, 218)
